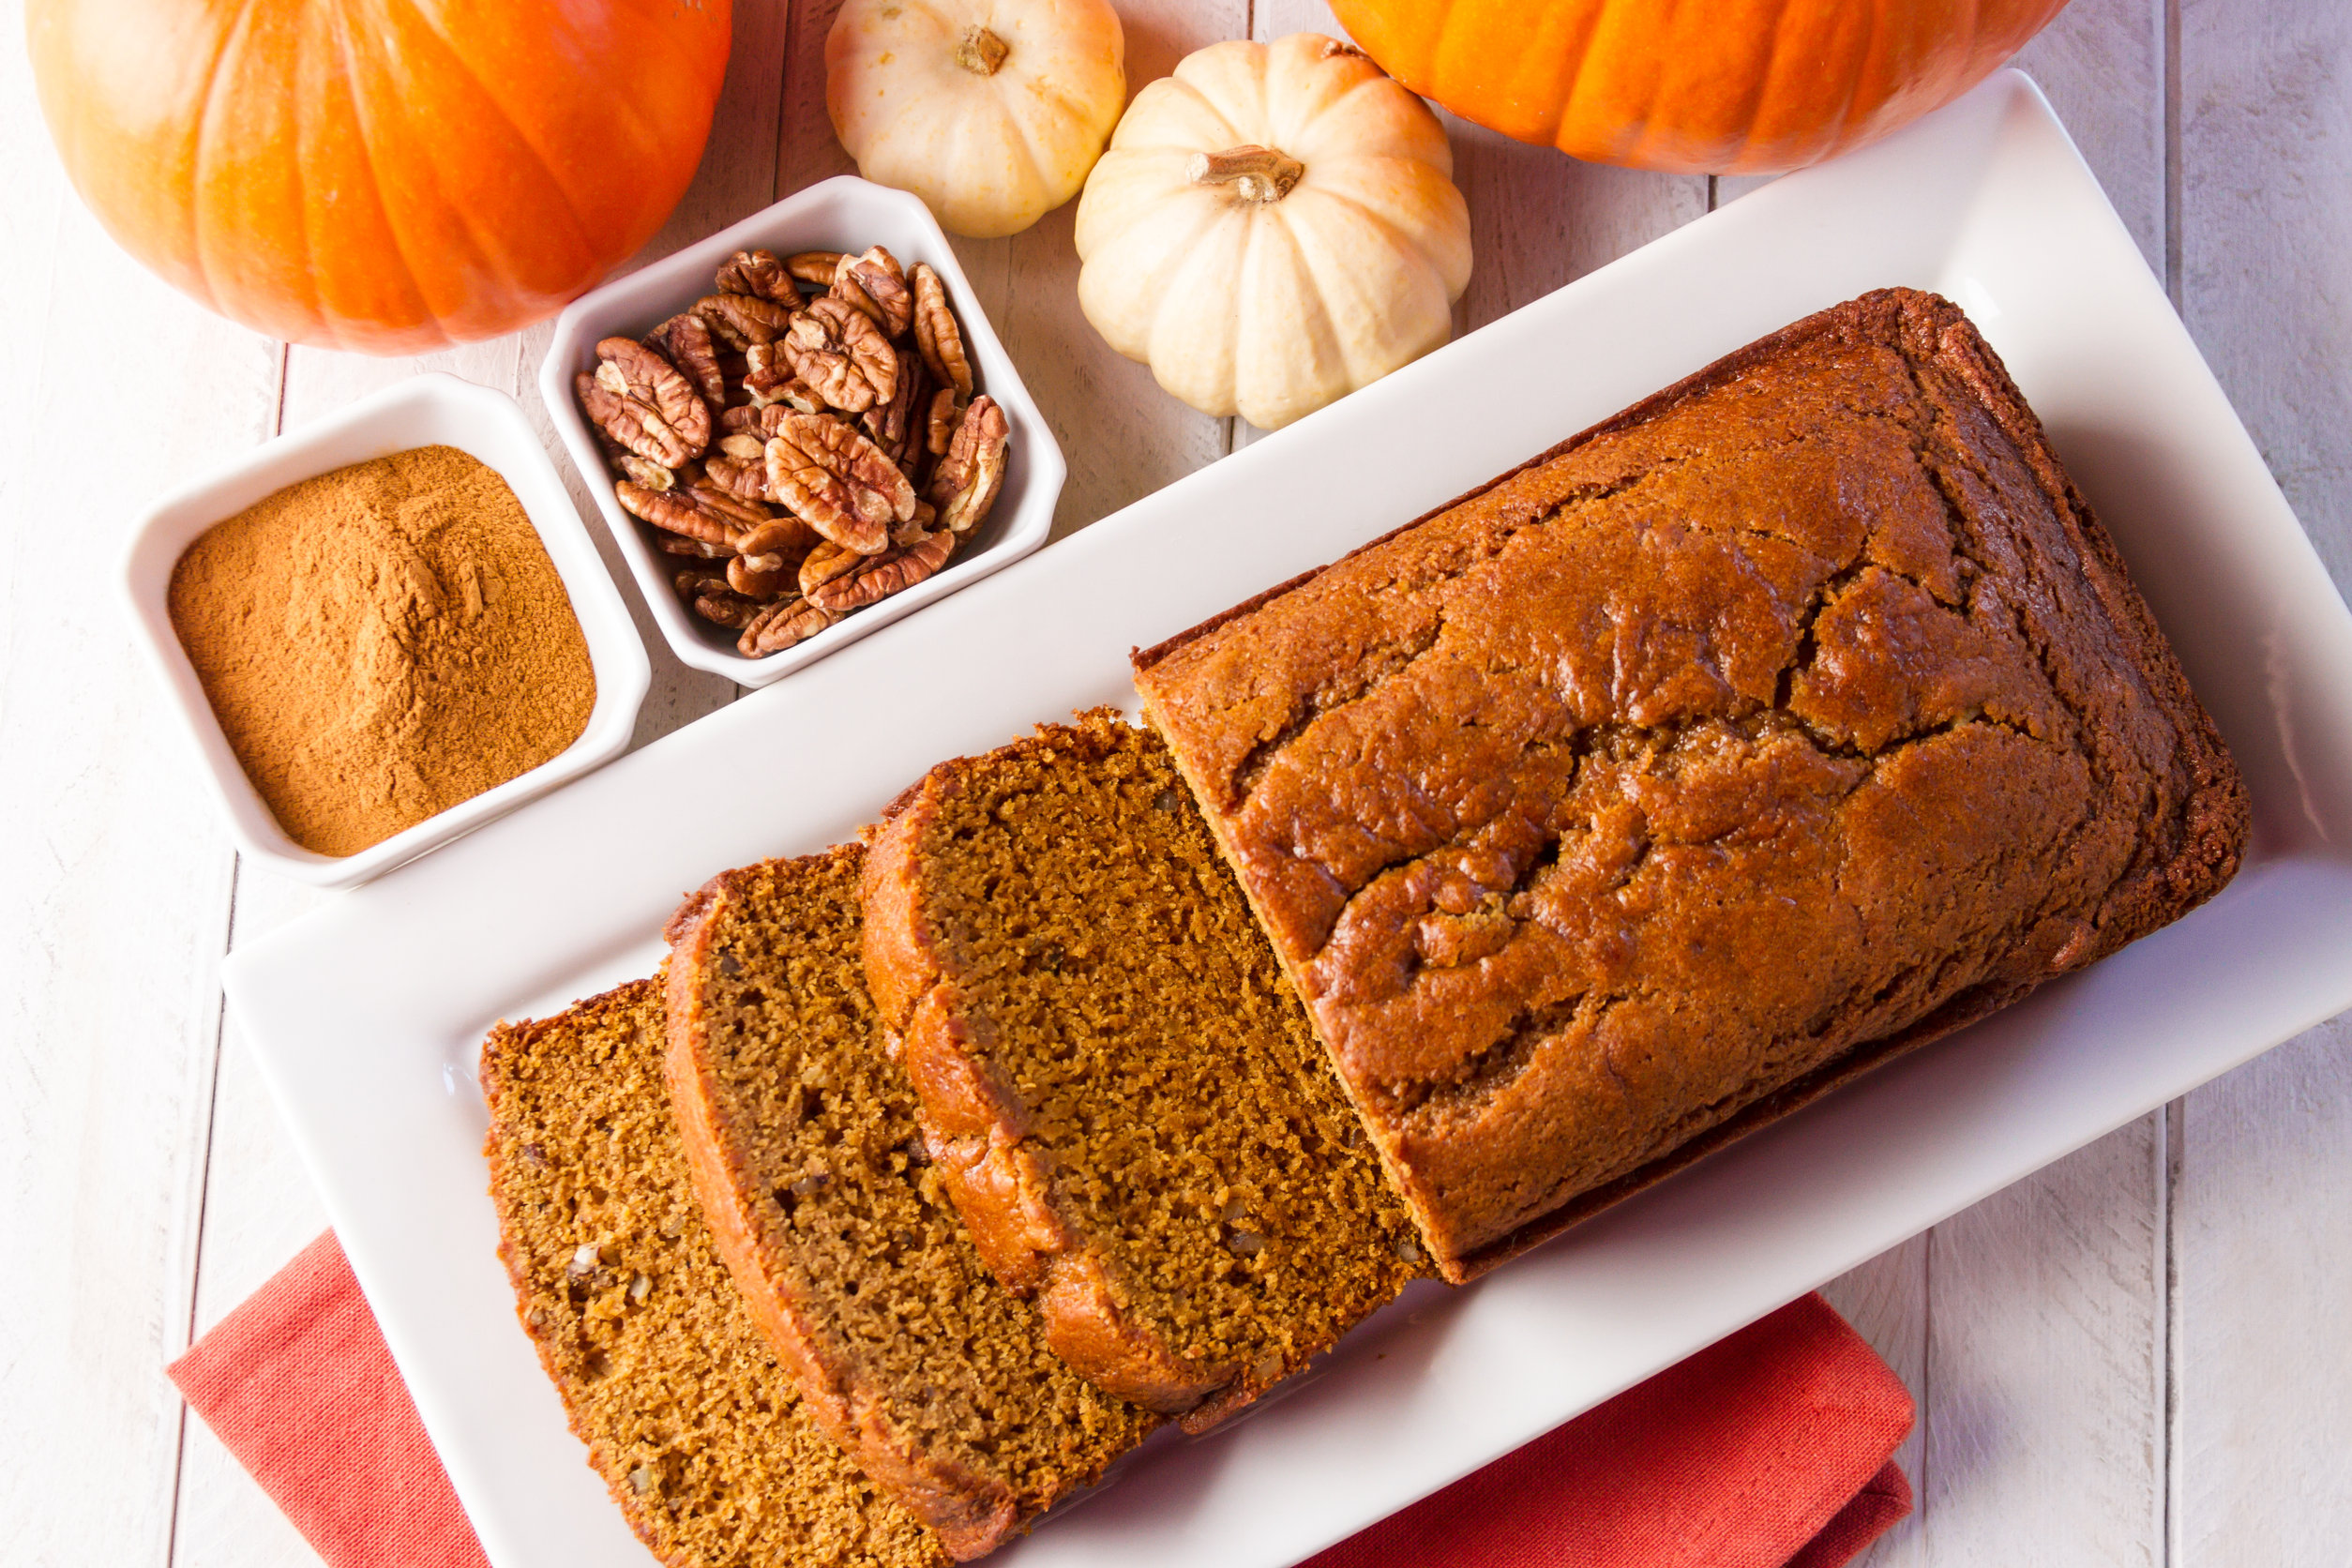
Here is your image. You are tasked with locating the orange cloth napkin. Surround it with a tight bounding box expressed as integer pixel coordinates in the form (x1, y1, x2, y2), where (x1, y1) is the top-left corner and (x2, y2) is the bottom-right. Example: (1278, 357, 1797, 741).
(171, 1232, 1911, 1568)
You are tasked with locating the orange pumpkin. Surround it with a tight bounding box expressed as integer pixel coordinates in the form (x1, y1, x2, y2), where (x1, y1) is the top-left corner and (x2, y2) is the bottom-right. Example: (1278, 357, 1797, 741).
(1330, 0, 2070, 173)
(26, 0, 733, 354)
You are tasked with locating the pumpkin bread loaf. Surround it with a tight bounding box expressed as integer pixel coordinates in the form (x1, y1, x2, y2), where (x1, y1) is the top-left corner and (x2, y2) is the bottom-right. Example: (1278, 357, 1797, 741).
(662, 847, 1157, 1560)
(1133, 287, 2250, 1282)
(861, 712, 1425, 1428)
(480, 980, 947, 1568)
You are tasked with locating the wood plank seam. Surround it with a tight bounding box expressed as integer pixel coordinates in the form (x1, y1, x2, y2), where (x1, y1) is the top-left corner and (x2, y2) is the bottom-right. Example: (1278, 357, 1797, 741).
(2163, 0, 2185, 309)
(2160, 4, 2183, 1557)
(163, 988, 231, 1568)
(2164, 1097, 2184, 1568)
(1920, 1217, 1935, 1547)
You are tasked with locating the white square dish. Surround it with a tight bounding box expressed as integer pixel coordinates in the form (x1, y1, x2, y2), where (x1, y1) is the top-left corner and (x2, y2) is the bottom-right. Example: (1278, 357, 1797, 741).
(225, 71, 2352, 1568)
(121, 373, 651, 890)
(539, 176, 1065, 688)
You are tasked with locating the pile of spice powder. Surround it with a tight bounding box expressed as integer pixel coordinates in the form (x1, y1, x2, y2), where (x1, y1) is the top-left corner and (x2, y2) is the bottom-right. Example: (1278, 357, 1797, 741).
(167, 445, 597, 858)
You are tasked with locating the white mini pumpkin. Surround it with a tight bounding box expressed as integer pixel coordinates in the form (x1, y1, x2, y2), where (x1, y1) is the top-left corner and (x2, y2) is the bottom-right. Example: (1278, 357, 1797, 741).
(827, 0, 1126, 239)
(1075, 33, 1471, 430)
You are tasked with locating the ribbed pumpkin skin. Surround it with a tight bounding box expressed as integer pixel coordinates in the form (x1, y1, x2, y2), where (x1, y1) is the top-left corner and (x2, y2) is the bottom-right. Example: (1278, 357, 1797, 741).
(1330, 0, 2070, 173)
(27, 0, 732, 353)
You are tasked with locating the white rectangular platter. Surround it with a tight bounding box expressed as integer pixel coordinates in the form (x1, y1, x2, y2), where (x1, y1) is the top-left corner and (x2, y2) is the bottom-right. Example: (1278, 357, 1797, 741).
(224, 71, 2352, 1568)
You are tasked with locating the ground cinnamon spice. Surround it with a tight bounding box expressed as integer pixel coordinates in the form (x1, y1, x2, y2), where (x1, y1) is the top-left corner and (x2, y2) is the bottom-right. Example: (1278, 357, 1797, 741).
(167, 445, 596, 858)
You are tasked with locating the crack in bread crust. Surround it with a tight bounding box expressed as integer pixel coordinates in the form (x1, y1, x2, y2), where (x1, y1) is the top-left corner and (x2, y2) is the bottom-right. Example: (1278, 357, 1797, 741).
(1135, 288, 2249, 1281)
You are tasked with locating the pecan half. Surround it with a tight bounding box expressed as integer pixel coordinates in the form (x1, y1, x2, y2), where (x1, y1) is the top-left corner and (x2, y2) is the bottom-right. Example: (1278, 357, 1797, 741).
(781, 297, 896, 414)
(735, 510, 822, 562)
(716, 348, 753, 406)
(720, 404, 784, 438)
(928, 395, 1009, 536)
(618, 452, 680, 490)
(677, 573, 762, 630)
(713, 249, 800, 306)
(912, 264, 973, 397)
(745, 342, 831, 410)
(740, 595, 838, 656)
(654, 533, 732, 560)
(579, 364, 698, 470)
(642, 313, 727, 411)
(693, 293, 796, 350)
(926, 386, 965, 458)
(702, 435, 772, 503)
(589, 414, 684, 491)
(765, 413, 915, 553)
(833, 247, 913, 339)
(785, 250, 849, 286)
(798, 539, 864, 599)
(863, 348, 927, 470)
(594, 338, 711, 457)
(807, 528, 956, 612)
(727, 552, 792, 600)
(744, 358, 826, 412)
(619, 478, 776, 553)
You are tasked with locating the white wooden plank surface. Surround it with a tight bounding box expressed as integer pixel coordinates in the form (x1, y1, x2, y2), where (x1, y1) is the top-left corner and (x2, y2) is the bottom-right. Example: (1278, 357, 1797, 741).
(2176, 1019, 2352, 1563)
(2174, 0, 2352, 1560)
(2015, 0, 2169, 273)
(0, 3, 278, 1560)
(1, 1, 2346, 1565)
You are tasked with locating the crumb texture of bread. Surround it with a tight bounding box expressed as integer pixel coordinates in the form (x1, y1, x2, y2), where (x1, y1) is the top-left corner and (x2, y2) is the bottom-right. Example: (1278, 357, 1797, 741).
(861, 714, 1425, 1425)
(479, 979, 947, 1568)
(663, 847, 1156, 1559)
(1132, 287, 2250, 1280)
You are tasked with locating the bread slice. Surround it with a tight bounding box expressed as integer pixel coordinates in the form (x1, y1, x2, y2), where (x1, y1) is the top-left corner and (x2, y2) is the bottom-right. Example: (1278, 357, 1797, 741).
(480, 980, 946, 1568)
(1132, 286, 2250, 1280)
(662, 847, 1155, 1560)
(861, 711, 1425, 1428)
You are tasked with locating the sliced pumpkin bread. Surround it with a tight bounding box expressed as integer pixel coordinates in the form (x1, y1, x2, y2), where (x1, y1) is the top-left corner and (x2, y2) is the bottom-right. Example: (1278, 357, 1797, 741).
(480, 979, 947, 1568)
(861, 711, 1426, 1428)
(662, 846, 1157, 1560)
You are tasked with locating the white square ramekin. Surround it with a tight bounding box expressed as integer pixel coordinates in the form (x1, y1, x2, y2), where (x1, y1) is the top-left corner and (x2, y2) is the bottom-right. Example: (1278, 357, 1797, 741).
(120, 373, 652, 890)
(538, 175, 1066, 687)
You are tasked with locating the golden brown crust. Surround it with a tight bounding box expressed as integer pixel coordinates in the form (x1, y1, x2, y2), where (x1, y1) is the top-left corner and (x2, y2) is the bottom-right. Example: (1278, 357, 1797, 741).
(1447, 970, 2035, 1276)
(664, 858, 1018, 1559)
(861, 769, 1234, 1414)
(1134, 287, 2250, 1281)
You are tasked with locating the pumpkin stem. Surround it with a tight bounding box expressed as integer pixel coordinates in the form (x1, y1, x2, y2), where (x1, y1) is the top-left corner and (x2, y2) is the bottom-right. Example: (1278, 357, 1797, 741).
(1187, 144, 1306, 204)
(953, 24, 1009, 75)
